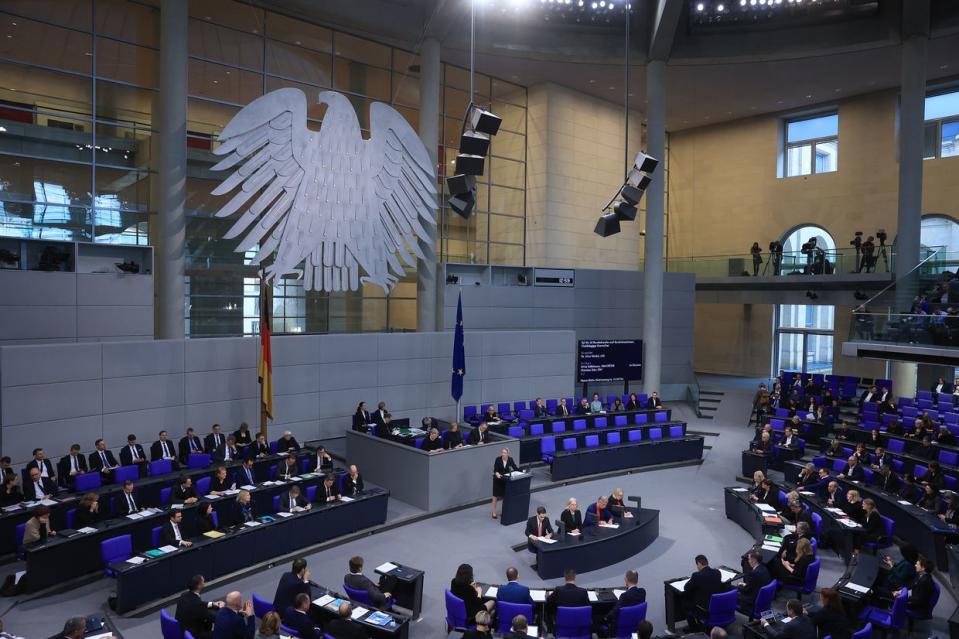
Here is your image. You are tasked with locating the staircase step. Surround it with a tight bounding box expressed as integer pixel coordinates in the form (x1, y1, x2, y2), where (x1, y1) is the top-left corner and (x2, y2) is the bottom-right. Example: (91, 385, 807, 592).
(700, 390, 725, 396)
(698, 405, 719, 412)
(700, 397, 722, 404)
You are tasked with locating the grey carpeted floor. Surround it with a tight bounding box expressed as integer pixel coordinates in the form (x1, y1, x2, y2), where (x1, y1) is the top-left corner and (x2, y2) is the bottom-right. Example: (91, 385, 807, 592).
(1, 378, 954, 638)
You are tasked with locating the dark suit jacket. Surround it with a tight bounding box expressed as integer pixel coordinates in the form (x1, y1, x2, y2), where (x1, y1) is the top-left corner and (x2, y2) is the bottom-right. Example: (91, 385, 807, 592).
(56, 454, 87, 480)
(26, 459, 56, 479)
(353, 410, 372, 430)
(275, 463, 299, 481)
(211, 445, 240, 463)
(740, 564, 772, 602)
(809, 606, 850, 639)
(467, 428, 489, 445)
(249, 441, 271, 458)
(213, 606, 255, 639)
(162, 519, 187, 546)
(765, 614, 816, 639)
(372, 409, 388, 426)
(879, 471, 901, 492)
(646, 398, 662, 409)
(115, 490, 141, 515)
(280, 494, 310, 511)
(560, 509, 583, 531)
(533, 405, 549, 417)
(234, 465, 257, 487)
(233, 502, 255, 526)
(25, 477, 57, 500)
(205, 433, 226, 453)
(525, 515, 553, 539)
(554, 404, 571, 416)
(451, 579, 485, 618)
(327, 617, 369, 639)
(173, 484, 198, 503)
(907, 573, 935, 614)
(840, 464, 865, 481)
(346, 572, 388, 608)
(575, 403, 590, 415)
(497, 581, 533, 605)
(272, 571, 310, 612)
(321, 483, 340, 501)
(684, 566, 725, 609)
(344, 473, 364, 495)
(74, 505, 99, 528)
(175, 590, 214, 639)
(443, 431, 464, 449)
(151, 439, 178, 461)
(606, 586, 646, 622)
(88, 449, 119, 472)
(276, 437, 300, 452)
(210, 476, 233, 493)
(119, 444, 147, 466)
(179, 436, 205, 461)
(547, 582, 589, 609)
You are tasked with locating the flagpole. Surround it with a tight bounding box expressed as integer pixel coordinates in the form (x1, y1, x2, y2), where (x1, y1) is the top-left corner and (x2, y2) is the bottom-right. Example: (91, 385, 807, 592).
(258, 273, 269, 439)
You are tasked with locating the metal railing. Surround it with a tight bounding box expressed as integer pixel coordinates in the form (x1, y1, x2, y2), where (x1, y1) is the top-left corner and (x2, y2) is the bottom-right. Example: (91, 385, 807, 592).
(664, 247, 891, 278)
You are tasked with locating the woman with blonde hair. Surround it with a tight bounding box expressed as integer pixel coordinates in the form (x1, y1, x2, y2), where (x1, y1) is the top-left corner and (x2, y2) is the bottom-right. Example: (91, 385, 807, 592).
(255, 611, 280, 639)
(778, 537, 814, 585)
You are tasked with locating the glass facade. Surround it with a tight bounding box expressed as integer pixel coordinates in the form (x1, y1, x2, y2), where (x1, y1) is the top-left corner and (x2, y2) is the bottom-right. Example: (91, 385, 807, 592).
(0, 0, 528, 337)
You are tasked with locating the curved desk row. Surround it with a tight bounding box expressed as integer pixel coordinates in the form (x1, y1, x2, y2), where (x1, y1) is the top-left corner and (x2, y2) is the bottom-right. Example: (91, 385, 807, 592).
(550, 435, 703, 481)
(723, 486, 785, 542)
(510, 421, 687, 465)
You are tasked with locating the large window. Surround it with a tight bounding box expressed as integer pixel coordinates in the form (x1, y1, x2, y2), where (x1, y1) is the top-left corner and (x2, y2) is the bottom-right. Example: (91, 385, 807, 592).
(775, 305, 835, 375)
(783, 113, 838, 177)
(924, 89, 959, 160)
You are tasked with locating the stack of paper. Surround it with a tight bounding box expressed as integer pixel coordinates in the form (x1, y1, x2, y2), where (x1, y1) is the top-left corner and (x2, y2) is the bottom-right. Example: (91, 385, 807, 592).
(243, 521, 261, 527)
(276, 512, 294, 518)
(127, 556, 146, 565)
(613, 589, 625, 598)
(351, 607, 368, 620)
(761, 544, 781, 552)
(670, 579, 690, 592)
(843, 582, 870, 594)
(537, 536, 558, 544)
(732, 488, 748, 492)
(530, 590, 547, 602)
(485, 586, 499, 598)
(587, 591, 599, 603)
(340, 496, 355, 502)
(376, 562, 398, 573)
(159, 545, 178, 553)
(241, 484, 257, 490)
(203, 530, 225, 539)
(78, 526, 97, 534)
(313, 595, 335, 607)
(719, 569, 739, 582)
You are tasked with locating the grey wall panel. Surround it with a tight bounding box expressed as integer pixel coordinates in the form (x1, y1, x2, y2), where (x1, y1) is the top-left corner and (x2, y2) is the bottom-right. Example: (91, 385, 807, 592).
(0, 271, 76, 306)
(482, 378, 531, 403)
(528, 352, 573, 377)
(271, 335, 322, 367)
(377, 332, 433, 360)
(0, 342, 102, 387)
(102, 406, 186, 445)
(376, 384, 432, 412)
(185, 398, 257, 430)
(272, 419, 320, 444)
(318, 388, 380, 419)
(185, 337, 255, 372)
(317, 334, 378, 363)
(2, 415, 102, 462)
(102, 373, 185, 413)
(0, 307, 77, 341)
(101, 340, 184, 378)
(377, 357, 430, 386)
(272, 392, 320, 425)
(76, 274, 153, 307)
(484, 354, 528, 379)
(483, 332, 531, 356)
(77, 306, 153, 339)
(2, 379, 102, 426)
(318, 362, 379, 392)
(184, 369, 257, 404)
(272, 364, 321, 396)
(530, 330, 575, 354)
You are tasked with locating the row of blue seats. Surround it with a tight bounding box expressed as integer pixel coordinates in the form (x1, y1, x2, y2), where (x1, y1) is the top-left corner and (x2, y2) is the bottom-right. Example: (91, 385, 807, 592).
(541, 424, 685, 463)
(464, 394, 654, 421)
(813, 453, 958, 491)
(508, 411, 671, 437)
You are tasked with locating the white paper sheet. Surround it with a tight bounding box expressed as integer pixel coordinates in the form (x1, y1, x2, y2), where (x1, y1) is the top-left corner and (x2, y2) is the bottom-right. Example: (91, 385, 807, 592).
(340, 496, 355, 502)
(351, 607, 368, 619)
(613, 589, 625, 598)
(126, 556, 146, 565)
(670, 579, 689, 592)
(843, 582, 870, 593)
(376, 562, 398, 573)
(536, 536, 558, 544)
(530, 590, 547, 602)
(78, 526, 97, 534)
(485, 586, 499, 598)
(761, 544, 781, 552)
(313, 595, 335, 607)
(732, 488, 748, 492)
(588, 591, 598, 602)
(276, 512, 294, 518)
(719, 569, 739, 582)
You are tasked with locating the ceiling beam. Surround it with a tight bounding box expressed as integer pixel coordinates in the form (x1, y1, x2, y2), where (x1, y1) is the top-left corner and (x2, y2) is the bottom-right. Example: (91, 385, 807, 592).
(648, 0, 684, 61)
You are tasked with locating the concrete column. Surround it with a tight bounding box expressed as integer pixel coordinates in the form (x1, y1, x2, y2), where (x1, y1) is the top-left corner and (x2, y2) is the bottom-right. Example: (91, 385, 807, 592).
(642, 60, 666, 394)
(889, 33, 927, 399)
(156, 0, 188, 339)
(416, 38, 441, 332)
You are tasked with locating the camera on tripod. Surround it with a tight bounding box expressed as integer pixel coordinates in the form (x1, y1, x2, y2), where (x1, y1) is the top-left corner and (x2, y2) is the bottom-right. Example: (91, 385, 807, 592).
(876, 229, 887, 246)
(849, 231, 862, 249)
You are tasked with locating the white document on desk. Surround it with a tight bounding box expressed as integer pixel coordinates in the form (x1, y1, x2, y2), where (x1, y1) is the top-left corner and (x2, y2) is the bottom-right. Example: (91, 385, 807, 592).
(313, 595, 335, 607)
(340, 496, 355, 502)
(755, 504, 776, 513)
(761, 544, 781, 552)
(600, 523, 620, 529)
(39, 499, 58, 506)
(530, 590, 547, 602)
(613, 589, 625, 598)
(376, 562, 398, 573)
(588, 591, 599, 603)
(732, 488, 748, 492)
(527, 627, 539, 637)
(825, 507, 845, 515)
(485, 586, 498, 598)
(351, 607, 368, 620)
(243, 521, 261, 527)
(87, 633, 114, 639)
(536, 536, 558, 544)
(897, 500, 913, 505)
(126, 556, 146, 565)
(837, 519, 860, 528)
(276, 512, 294, 518)
(719, 569, 739, 582)
(670, 578, 690, 592)
(78, 527, 97, 534)
(241, 484, 256, 490)
(159, 545, 178, 553)
(844, 582, 870, 593)
(125, 513, 144, 520)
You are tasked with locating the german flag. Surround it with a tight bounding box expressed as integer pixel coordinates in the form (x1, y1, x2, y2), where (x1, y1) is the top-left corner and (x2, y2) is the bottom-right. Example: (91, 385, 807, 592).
(258, 278, 274, 421)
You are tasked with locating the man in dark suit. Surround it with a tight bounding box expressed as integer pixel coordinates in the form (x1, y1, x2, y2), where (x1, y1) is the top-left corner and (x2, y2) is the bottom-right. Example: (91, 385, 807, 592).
(234, 457, 257, 488)
(684, 555, 725, 630)
(838, 456, 865, 481)
(737, 551, 772, 615)
(554, 398, 571, 417)
(467, 423, 490, 445)
(282, 594, 321, 639)
(272, 558, 311, 614)
(896, 556, 936, 616)
(175, 574, 224, 639)
(779, 522, 813, 560)
(320, 474, 340, 502)
(871, 446, 891, 470)
(344, 555, 394, 609)
(179, 428, 204, 463)
(859, 385, 878, 407)
(213, 591, 255, 639)
(57, 444, 88, 488)
(761, 598, 816, 639)
(280, 486, 311, 512)
(89, 439, 119, 478)
(782, 501, 812, 528)
(115, 480, 141, 516)
(372, 401, 388, 427)
(532, 398, 549, 418)
(823, 481, 846, 508)
(275, 456, 299, 481)
(151, 430, 179, 465)
(878, 465, 901, 492)
(47, 617, 89, 639)
(497, 567, 533, 605)
(25, 467, 58, 500)
(547, 568, 589, 609)
(211, 436, 240, 463)
(326, 602, 369, 639)
(26, 448, 56, 484)
(605, 570, 646, 627)
(504, 615, 531, 639)
(646, 392, 663, 409)
(205, 424, 225, 454)
(525, 506, 553, 553)
(276, 431, 300, 452)
(173, 475, 199, 504)
(162, 510, 193, 548)
(345, 465, 364, 495)
(119, 434, 147, 468)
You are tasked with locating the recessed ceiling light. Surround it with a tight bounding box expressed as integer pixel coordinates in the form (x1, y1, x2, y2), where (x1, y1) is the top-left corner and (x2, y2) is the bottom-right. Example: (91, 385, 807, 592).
(696, 2, 704, 10)
(941, 64, 949, 70)
(806, 94, 812, 98)
(717, 3, 725, 10)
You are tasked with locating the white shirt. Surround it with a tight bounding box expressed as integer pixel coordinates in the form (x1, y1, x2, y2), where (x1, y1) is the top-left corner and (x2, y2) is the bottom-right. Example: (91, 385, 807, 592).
(129, 445, 141, 461)
(935, 383, 944, 393)
(160, 440, 174, 459)
(33, 481, 45, 500)
(172, 521, 182, 542)
(36, 461, 48, 478)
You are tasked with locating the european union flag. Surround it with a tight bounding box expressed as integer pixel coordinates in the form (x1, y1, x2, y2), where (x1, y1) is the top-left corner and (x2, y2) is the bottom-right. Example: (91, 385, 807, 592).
(451, 291, 465, 402)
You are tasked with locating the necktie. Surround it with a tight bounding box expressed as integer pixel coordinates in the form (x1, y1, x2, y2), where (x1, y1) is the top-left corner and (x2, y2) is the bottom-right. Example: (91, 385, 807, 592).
(131, 446, 137, 460)
(216, 434, 221, 447)
(174, 523, 181, 541)
(127, 493, 136, 511)
(35, 481, 44, 499)
(38, 462, 47, 477)
(71, 456, 78, 473)
(246, 468, 253, 484)
(100, 451, 108, 467)
(190, 438, 197, 452)
(537, 520, 542, 537)
(290, 497, 295, 510)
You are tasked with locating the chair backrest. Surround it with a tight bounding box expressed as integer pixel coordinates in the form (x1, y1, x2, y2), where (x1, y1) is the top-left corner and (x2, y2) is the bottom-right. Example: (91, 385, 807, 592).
(343, 584, 373, 605)
(195, 476, 211, 496)
(159, 487, 172, 506)
(585, 435, 599, 448)
(211, 511, 219, 528)
(607, 432, 621, 445)
(101, 534, 133, 566)
(940, 450, 959, 466)
(615, 602, 648, 638)
(655, 411, 668, 423)
(75, 471, 102, 492)
(187, 453, 211, 469)
(851, 623, 872, 639)
(628, 429, 642, 442)
(541, 436, 556, 455)
(464, 405, 477, 420)
(279, 624, 299, 637)
(649, 427, 662, 440)
(594, 417, 607, 429)
(832, 459, 846, 473)
(563, 438, 578, 451)
(753, 579, 778, 618)
(251, 592, 273, 618)
(444, 590, 467, 629)
(880, 515, 895, 538)
(518, 409, 534, 420)
(556, 606, 592, 639)
(606, 394, 617, 408)
(777, 491, 788, 508)
(635, 413, 648, 424)
(114, 465, 139, 483)
(508, 426, 524, 438)
(914, 464, 928, 479)
(706, 590, 739, 627)
(771, 418, 785, 429)
(614, 415, 627, 427)
(497, 402, 511, 416)
(481, 403, 493, 414)
(669, 425, 684, 438)
(513, 401, 527, 414)
(803, 559, 821, 593)
(14, 523, 25, 547)
(160, 608, 183, 639)
(530, 423, 545, 436)
(552, 421, 567, 433)
(892, 458, 905, 473)
(65, 508, 76, 529)
(887, 588, 908, 628)
(496, 601, 534, 634)
(546, 399, 558, 411)
(150, 460, 173, 476)
(151, 526, 163, 547)
(272, 495, 280, 512)
(572, 419, 586, 431)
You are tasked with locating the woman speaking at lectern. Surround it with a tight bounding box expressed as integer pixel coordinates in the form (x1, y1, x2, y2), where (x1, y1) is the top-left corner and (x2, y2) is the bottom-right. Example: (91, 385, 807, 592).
(492, 448, 520, 519)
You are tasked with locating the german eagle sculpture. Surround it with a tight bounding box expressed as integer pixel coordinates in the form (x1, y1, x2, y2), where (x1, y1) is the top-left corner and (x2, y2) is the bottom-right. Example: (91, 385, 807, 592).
(210, 88, 437, 293)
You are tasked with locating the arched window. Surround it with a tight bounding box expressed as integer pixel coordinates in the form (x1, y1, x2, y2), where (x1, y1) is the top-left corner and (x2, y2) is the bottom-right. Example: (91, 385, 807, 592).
(779, 224, 837, 276)
(781, 224, 836, 254)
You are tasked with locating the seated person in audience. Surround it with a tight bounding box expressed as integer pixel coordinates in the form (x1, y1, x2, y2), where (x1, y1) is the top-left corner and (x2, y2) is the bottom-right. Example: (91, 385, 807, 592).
(119, 434, 147, 468)
(461, 611, 492, 639)
(546, 569, 589, 619)
(209, 466, 235, 495)
(525, 506, 553, 551)
(936, 426, 956, 447)
(235, 457, 257, 488)
(867, 428, 882, 447)
(841, 489, 864, 524)
(753, 479, 778, 509)
(272, 558, 310, 613)
(483, 405, 500, 423)
(151, 431, 179, 466)
(586, 495, 616, 527)
(179, 428, 205, 462)
(204, 424, 226, 454)
(173, 475, 199, 504)
(73, 492, 100, 528)
(214, 591, 255, 639)
(233, 490, 255, 525)
(608, 487, 633, 519)
(0, 474, 22, 507)
(275, 456, 299, 481)
(282, 593, 322, 639)
(905, 418, 925, 439)
(796, 463, 818, 488)
(277, 431, 300, 453)
(940, 491, 959, 527)
(451, 563, 494, 618)
(504, 614, 529, 639)
(57, 444, 87, 486)
(444, 422, 465, 449)
(576, 398, 591, 415)
(422, 428, 444, 452)
(753, 424, 773, 445)
(933, 377, 948, 397)
(256, 611, 282, 639)
(837, 456, 865, 481)
(780, 426, 798, 449)
(878, 396, 897, 416)
(344, 465, 364, 495)
(326, 602, 369, 639)
(886, 420, 904, 436)
(878, 465, 901, 492)
(250, 433, 271, 458)
(163, 510, 193, 548)
(232, 423, 253, 450)
(212, 436, 241, 463)
(775, 538, 814, 586)
(467, 422, 491, 445)
(625, 393, 641, 411)
(684, 555, 725, 630)
(809, 588, 849, 639)
(345, 555, 395, 609)
(782, 500, 812, 527)
(0, 456, 13, 479)
(611, 398, 625, 412)
(898, 473, 921, 503)
(859, 385, 878, 406)
(353, 402, 372, 431)
(561, 497, 583, 534)
(89, 439, 119, 478)
(752, 431, 773, 454)
(533, 397, 549, 417)
(196, 502, 217, 534)
(923, 461, 945, 490)
(175, 575, 223, 639)
(820, 479, 844, 507)
(855, 498, 884, 551)
(22, 505, 56, 544)
(916, 436, 938, 462)
(760, 598, 815, 639)
(605, 569, 646, 627)
(116, 480, 142, 515)
(26, 467, 57, 501)
(836, 422, 853, 441)
(778, 521, 812, 561)
(280, 485, 313, 513)
(749, 470, 766, 498)
(372, 412, 394, 437)
(313, 445, 334, 472)
(497, 567, 533, 605)
(647, 392, 663, 409)
(590, 392, 604, 412)
(876, 544, 918, 596)
(372, 401, 388, 426)
(26, 448, 56, 484)
(894, 556, 936, 617)
(871, 447, 890, 470)
(554, 397, 571, 416)
(852, 443, 870, 465)
(320, 474, 340, 502)
(737, 551, 772, 615)
(919, 484, 941, 511)
(824, 439, 843, 458)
